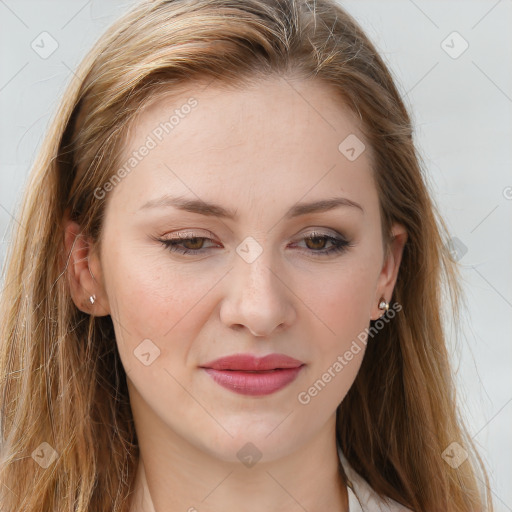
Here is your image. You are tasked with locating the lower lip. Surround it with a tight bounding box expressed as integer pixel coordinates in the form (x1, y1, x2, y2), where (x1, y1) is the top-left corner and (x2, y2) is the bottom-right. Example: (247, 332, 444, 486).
(202, 366, 304, 396)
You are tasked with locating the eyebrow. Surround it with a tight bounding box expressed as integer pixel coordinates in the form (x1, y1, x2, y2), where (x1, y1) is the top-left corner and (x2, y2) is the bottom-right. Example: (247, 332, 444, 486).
(138, 194, 364, 219)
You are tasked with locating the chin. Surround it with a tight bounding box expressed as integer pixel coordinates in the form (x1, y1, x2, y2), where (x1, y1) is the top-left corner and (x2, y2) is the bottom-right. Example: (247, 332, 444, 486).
(195, 423, 302, 465)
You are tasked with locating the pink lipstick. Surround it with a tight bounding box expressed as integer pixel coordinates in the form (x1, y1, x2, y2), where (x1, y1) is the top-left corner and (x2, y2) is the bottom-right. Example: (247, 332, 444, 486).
(200, 353, 305, 396)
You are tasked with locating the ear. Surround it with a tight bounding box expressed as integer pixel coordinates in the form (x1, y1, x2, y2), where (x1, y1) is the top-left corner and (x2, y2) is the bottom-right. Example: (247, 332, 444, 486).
(63, 213, 110, 316)
(370, 223, 407, 320)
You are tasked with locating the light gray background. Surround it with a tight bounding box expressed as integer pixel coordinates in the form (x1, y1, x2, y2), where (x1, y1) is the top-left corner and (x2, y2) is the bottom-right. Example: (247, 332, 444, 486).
(1, 0, 511, 510)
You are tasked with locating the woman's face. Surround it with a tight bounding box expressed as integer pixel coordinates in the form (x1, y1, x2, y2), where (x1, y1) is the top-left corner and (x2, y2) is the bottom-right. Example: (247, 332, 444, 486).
(77, 76, 406, 463)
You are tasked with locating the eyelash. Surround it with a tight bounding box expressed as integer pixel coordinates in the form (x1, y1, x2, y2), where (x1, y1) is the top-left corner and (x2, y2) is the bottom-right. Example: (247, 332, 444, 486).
(156, 231, 351, 257)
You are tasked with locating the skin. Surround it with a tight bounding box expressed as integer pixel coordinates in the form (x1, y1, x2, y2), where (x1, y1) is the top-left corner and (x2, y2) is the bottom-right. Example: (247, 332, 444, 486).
(64, 76, 407, 512)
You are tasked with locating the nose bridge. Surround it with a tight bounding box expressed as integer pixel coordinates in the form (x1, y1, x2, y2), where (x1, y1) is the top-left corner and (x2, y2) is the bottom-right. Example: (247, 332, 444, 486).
(235, 236, 281, 302)
(221, 235, 293, 336)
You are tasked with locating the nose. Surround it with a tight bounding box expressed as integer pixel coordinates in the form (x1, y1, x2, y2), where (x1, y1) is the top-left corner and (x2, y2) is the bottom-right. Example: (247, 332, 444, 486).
(219, 246, 296, 337)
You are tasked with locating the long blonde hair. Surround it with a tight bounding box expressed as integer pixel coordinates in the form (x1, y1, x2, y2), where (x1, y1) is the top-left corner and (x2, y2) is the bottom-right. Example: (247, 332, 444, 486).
(0, 0, 492, 510)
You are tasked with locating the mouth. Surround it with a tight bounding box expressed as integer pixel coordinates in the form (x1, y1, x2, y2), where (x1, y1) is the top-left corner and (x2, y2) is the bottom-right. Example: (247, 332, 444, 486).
(229, 369, 286, 373)
(199, 353, 305, 396)
(200, 352, 305, 371)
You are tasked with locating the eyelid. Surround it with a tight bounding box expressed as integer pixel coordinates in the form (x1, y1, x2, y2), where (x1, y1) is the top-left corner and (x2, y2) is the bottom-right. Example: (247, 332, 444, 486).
(159, 228, 215, 240)
(159, 229, 342, 244)
(295, 227, 344, 238)
(157, 225, 350, 243)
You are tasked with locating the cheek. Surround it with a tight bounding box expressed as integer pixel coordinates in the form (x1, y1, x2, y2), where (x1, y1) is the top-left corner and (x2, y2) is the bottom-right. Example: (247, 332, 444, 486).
(304, 259, 377, 340)
(102, 244, 221, 375)
(294, 259, 378, 402)
(105, 262, 167, 335)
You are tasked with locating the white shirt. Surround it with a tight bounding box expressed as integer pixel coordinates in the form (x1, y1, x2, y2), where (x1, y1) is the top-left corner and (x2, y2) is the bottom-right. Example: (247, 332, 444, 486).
(131, 446, 413, 512)
(337, 442, 413, 511)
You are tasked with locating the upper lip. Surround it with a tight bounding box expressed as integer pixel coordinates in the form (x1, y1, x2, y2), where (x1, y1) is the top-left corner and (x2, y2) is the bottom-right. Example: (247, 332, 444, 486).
(200, 353, 305, 371)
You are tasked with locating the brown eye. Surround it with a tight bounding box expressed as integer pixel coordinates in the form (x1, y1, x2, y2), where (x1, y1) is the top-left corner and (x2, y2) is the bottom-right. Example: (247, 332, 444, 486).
(157, 231, 351, 257)
(181, 237, 206, 250)
(293, 231, 351, 257)
(158, 235, 219, 255)
(304, 235, 329, 251)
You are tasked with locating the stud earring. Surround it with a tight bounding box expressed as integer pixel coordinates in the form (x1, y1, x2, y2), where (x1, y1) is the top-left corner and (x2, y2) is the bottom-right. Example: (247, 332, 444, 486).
(378, 298, 389, 313)
(89, 295, 96, 305)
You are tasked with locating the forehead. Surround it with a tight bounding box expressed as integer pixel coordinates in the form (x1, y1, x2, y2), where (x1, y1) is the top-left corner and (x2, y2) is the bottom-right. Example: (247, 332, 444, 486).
(129, 76, 366, 149)
(109, 76, 377, 218)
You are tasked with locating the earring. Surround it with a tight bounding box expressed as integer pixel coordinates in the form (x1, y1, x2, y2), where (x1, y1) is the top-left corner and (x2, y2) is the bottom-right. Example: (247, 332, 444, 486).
(378, 298, 389, 313)
(89, 295, 96, 305)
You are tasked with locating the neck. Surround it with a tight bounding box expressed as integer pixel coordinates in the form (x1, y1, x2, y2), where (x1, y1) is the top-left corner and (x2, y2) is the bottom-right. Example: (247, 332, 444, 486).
(127, 428, 348, 512)
(125, 382, 348, 512)
(129, 455, 347, 512)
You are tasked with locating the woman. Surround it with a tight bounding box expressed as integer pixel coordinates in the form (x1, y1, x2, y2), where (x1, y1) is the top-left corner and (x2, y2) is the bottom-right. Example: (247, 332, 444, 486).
(0, 0, 493, 511)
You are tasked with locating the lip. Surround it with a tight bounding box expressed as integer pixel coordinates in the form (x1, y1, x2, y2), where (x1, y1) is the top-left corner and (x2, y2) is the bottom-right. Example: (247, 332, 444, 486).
(200, 353, 305, 396)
